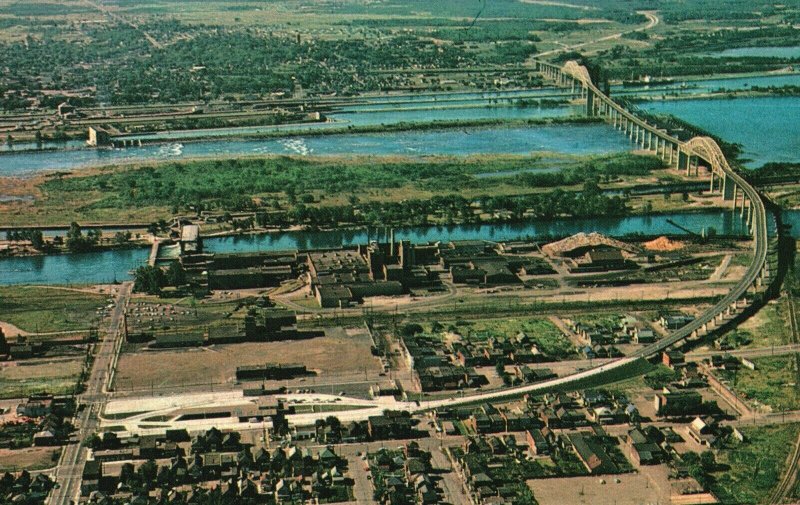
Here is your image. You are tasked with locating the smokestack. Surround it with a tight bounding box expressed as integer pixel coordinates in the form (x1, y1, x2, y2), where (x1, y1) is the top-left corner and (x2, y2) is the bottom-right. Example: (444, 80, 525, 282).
(390, 228, 395, 257)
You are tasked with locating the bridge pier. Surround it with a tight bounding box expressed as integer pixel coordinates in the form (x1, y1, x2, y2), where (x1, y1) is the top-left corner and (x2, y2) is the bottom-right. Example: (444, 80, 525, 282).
(678, 149, 690, 174)
(722, 173, 735, 200)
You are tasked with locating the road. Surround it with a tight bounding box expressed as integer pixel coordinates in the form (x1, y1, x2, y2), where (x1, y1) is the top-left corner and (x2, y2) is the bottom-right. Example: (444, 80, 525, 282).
(536, 11, 659, 57)
(48, 282, 131, 505)
(83, 1, 163, 49)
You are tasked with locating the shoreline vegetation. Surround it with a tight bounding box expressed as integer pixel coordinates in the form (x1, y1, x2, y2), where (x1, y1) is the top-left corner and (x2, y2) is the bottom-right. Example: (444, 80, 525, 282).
(0, 147, 732, 258)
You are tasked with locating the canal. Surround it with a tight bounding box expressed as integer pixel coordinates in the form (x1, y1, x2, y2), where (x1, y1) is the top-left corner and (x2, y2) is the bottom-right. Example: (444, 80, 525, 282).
(0, 210, 750, 286)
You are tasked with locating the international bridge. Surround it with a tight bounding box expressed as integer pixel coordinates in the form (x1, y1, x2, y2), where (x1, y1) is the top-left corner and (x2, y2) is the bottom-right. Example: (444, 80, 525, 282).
(414, 60, 774, 410)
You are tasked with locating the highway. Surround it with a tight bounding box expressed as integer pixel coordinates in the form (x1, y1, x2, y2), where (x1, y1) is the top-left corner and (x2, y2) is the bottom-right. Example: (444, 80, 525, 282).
(48, 282, 131, 505)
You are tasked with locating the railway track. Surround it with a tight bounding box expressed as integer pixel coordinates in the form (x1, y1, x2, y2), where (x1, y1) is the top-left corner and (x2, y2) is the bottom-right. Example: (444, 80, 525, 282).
(766, 292, 800, 504)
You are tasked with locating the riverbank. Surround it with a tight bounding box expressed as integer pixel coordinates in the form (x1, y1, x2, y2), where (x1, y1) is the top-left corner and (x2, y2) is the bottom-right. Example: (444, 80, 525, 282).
(0, 209, 753, 286)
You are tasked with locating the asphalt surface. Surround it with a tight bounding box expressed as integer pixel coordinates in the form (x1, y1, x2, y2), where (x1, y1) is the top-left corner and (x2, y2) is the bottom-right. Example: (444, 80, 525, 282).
(49, 282, 131, 505)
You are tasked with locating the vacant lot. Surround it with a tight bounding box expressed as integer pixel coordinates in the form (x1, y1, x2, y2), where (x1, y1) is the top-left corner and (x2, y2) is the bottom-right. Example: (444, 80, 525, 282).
(0, 447, 59, 472)
(0, 286, 106, 335)
(528, 471, 670, 505)
(454, 316, 574, 358)
(717, 355, 800, 411)
(114, 327, 380, 391)
(712, 423, 800, 504)
(734, 298, 791, 348)
(0, 358, 83, 398)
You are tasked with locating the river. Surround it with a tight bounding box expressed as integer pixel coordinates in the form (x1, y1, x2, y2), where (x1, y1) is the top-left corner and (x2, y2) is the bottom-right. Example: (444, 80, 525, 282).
(1, 73, 798, 175)
(0, 123, 629, 177)
(640, 96, 800, 168)
(0, 210, 750, 286)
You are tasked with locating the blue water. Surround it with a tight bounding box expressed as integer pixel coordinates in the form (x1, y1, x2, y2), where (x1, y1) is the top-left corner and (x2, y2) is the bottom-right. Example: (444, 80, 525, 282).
(0, 210, 747, 285)
(0, 247, 149, 286)
(204, 211, 747, 254)
(115, 103, 581, 143)
(0, 123, 629, 177)
(640, 96, 800, 168)
(706, 47, 800, 59)
(1, 74, 798, 171)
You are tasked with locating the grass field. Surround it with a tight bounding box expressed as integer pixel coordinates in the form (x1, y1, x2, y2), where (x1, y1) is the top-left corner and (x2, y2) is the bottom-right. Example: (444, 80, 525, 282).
(717, 356, 800, 412)
(733, 298, 792, 348)
(0, 358, 83, 398)
(0, 286, 106, 335)
(114, 327, 380, 391)
(712, 423, 800, 504)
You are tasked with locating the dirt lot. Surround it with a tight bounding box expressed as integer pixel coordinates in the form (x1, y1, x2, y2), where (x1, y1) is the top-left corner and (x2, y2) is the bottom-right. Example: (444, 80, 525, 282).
(0, 447, 60, 472)
(114, 327, 381, 391)
(528, 470, 671, 505)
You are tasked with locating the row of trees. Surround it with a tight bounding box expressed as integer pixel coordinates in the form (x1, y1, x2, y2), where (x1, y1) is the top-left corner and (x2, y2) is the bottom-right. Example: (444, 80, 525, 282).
(4, 222, 105, 253)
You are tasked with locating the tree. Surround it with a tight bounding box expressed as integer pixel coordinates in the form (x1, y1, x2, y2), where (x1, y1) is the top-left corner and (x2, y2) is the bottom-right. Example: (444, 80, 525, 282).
(29, 230, 44, 250)
(166, 262, 187, 286)
(156, 466, 172, 487)
(138, 459, 158, 488)
(133, 265, 166, 295)
(325, 416, 342, 433)
(400, 323, 423, 337)
(119, 463, 136, 485)
(114, 231, 132, 246)
(102, 431, 120, 449)
(65, 222, 98, 253)
(85, 433, 102, 450)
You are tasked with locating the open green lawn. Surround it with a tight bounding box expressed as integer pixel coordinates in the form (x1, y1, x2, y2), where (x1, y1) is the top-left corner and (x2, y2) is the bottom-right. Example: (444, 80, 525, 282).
(717, 356, 800, 411)
(0, 286, 106, 334)
(713, 423, 800, 504)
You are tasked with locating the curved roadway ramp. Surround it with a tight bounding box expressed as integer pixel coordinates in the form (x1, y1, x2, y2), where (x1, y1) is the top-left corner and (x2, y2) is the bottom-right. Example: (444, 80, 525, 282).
(413, 60, 771, 412)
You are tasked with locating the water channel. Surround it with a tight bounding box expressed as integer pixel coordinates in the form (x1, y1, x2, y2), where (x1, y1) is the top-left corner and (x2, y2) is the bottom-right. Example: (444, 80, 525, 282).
(0, 210, 751, 285)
